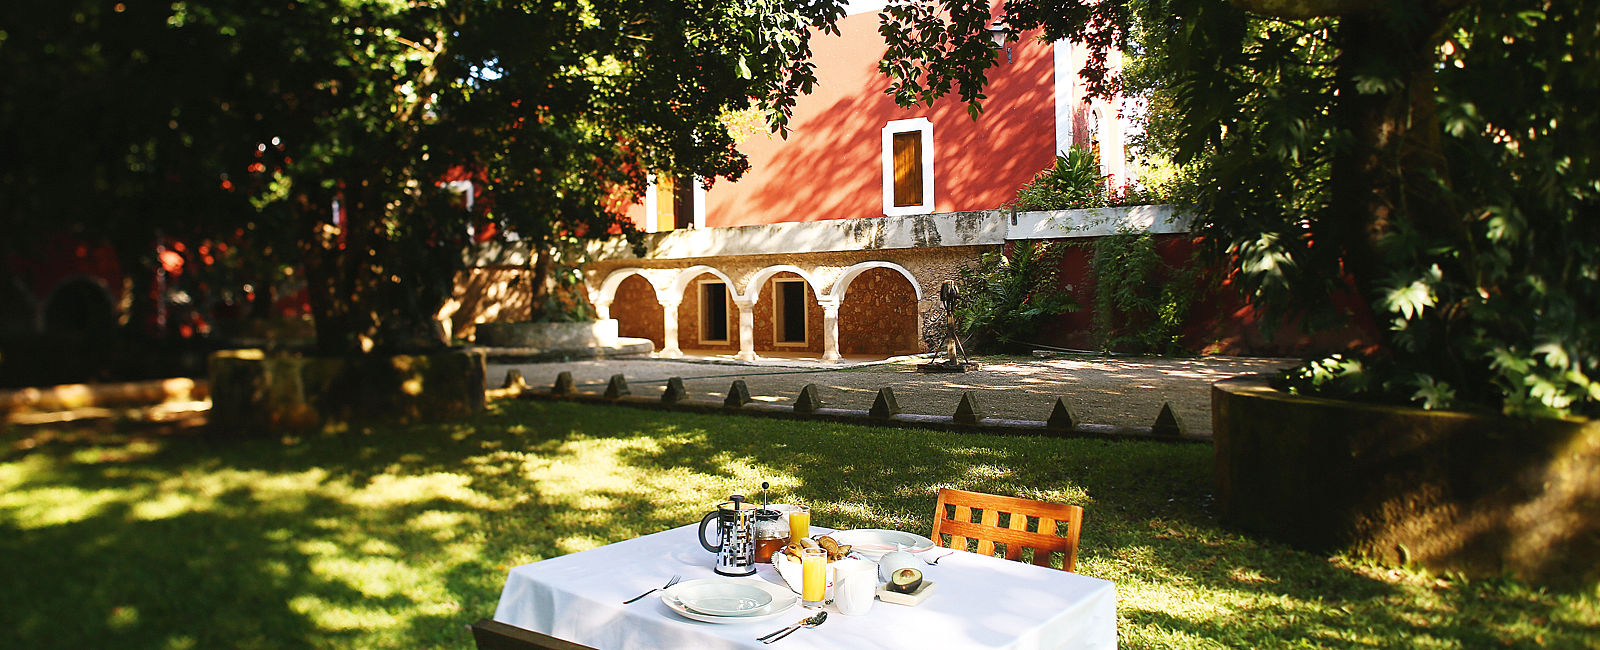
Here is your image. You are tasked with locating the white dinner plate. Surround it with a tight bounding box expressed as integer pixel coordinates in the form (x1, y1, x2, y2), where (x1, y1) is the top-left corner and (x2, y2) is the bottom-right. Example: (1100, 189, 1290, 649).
(662, 578, 798, 624)
(673, 581, 773, 617)
(827, 529, 936, 558)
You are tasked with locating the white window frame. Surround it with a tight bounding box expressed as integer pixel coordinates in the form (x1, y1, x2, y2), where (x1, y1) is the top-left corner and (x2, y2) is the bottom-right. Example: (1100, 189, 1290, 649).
(645, 173, 707, 232)
(771, 278, 809, 347)
(881, 117, 935, 216)
(697, 279, 730, 344)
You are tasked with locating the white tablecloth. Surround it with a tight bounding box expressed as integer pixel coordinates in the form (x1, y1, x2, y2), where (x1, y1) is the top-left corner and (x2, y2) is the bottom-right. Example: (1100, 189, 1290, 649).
(494, 524, 1117, 650)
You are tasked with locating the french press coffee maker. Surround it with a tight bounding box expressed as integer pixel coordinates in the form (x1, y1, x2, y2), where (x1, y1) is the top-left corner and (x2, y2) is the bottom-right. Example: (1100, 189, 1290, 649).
(698, 494, 758, 576)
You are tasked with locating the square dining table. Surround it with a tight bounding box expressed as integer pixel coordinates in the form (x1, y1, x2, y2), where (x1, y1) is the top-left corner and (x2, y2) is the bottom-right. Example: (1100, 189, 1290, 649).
(493, 523, 1117, 649)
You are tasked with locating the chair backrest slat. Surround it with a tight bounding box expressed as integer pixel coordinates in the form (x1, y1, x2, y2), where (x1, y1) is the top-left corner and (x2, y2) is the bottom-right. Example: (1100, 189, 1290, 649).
(930, 488, 1083, 573)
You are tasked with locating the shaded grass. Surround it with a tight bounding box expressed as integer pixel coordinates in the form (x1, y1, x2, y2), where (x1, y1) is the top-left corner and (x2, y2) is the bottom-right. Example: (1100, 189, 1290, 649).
(2, 400, 1596, 649)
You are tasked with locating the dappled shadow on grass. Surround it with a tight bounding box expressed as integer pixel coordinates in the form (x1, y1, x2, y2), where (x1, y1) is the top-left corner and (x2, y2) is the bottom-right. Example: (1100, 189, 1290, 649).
(2, 400, 1594, 649)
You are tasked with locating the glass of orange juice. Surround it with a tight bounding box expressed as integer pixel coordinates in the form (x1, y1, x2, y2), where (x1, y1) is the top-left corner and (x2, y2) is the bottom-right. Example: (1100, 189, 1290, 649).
(800, 547, 828, 608)
(788, 504, 811, 541)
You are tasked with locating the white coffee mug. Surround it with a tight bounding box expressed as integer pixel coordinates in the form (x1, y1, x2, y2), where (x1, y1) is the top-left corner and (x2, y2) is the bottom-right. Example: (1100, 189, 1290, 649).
(832, 559, 878, 616)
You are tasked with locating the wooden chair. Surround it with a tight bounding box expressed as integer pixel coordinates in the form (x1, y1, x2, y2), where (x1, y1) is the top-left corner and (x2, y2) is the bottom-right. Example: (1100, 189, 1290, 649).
(469, 618, 599, 650)
(930, 487, 1084, 572)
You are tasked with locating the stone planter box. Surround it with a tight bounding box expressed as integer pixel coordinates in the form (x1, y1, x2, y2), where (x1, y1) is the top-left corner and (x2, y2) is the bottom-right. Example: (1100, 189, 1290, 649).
(209, 348, 485, 434)
(474, 319, 619, 350)
(1213, 375, 1599, 585)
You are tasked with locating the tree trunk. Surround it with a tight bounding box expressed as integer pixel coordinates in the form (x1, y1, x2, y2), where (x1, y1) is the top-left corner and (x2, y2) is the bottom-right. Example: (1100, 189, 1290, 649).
(1328, 6, 1453, 352)
(526, 246, 553, 322)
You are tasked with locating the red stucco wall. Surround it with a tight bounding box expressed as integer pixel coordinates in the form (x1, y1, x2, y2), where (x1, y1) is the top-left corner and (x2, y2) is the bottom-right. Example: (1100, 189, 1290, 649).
(623, 10, 1077, 228)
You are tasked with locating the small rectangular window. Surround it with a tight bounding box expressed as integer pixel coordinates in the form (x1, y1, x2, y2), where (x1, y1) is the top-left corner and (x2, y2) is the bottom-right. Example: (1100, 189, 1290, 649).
(882, 117, 933, 216)
(700, 281, 729, 343)
(774, 279, 807, 345)
(892, 132, 923, 207)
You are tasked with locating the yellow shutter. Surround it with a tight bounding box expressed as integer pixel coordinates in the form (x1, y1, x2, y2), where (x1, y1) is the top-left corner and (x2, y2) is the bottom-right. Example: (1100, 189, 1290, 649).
(892, 132, 923, 207)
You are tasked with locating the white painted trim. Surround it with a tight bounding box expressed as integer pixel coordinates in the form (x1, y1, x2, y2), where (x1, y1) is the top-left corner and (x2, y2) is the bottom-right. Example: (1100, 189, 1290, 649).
(741, 264, 826, 304)
(881, 117, 935, 217)
(1006, 205, 1193, 240)
(825, 260, 925, 303)
(644, 174, 705, 231)
(1054, 39, 1074, 155)
(696, 278, 731, 344)
(593, 267, 663, 307)
(842, 0, 890, 16)
(771, 278, 809, 346)
(643, 173, 658, 232)
(669, 264, 738, 301)
(693, 178, 707, 229)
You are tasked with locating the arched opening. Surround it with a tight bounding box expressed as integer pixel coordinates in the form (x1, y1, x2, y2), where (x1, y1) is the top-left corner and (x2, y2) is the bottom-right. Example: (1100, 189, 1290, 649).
(679, 271, 739, 353)
(752, 271, 822, 354)
(838, 267, 920, 356)
(611, 274, 663, 351)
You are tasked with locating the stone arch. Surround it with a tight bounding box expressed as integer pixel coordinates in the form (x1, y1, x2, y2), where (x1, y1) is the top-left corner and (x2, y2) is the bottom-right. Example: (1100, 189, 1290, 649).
(44, 275, 117, 334)
(825, 261, 923, 303)
(742, 265, 825, 304)
(668, 265, 737, 302)
(593, 267, 664, 306)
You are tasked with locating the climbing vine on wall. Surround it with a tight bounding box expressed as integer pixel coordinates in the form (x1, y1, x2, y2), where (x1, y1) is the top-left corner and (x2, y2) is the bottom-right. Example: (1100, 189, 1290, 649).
(1087, 230, 1199, 355)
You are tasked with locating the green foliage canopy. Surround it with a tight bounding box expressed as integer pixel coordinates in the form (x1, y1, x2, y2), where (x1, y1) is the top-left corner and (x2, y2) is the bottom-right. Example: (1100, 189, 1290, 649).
(881, 0, 1600, 417)
(1, 0, 846, 353)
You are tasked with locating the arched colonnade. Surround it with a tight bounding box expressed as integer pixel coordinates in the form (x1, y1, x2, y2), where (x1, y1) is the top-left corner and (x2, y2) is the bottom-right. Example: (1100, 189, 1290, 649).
(589, 261, 923, 362)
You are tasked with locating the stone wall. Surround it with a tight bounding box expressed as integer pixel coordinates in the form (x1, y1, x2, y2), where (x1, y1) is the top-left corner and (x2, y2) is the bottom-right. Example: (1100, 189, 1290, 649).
(440, 265, 534, 341)
(1214, 375, 1600, 586)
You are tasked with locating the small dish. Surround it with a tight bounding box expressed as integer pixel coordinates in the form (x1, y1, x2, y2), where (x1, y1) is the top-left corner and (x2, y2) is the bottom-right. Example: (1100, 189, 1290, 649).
(674, 581, 773, 617)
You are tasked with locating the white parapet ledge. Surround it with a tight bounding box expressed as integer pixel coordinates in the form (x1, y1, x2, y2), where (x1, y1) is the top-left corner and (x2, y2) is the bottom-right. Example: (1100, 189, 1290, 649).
(1007, 205, 1193, 240)
(513, 205, 1189, 264)
(586, 210, 1009, 261)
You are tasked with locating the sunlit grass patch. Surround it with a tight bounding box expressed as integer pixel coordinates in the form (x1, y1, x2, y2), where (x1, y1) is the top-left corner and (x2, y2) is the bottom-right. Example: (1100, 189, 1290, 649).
(1, 399, 1594, 649)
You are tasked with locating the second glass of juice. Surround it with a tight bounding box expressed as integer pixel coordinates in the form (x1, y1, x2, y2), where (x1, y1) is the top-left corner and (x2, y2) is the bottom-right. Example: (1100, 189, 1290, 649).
(800, 547, 828, 608)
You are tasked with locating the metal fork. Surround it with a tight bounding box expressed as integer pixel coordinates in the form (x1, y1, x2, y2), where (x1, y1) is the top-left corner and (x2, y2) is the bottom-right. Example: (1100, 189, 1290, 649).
(623, 574, 681, 604)
(762, 611, 827, 644)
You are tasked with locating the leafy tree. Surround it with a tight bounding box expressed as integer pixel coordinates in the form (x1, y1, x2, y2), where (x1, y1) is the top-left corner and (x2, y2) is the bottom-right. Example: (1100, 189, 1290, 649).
(2, 0, 846, 354)
(880, 0, 1599, 417)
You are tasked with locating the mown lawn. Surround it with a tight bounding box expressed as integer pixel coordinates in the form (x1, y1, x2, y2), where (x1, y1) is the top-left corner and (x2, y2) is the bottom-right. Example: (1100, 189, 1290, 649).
(2, 399, 1595, 649)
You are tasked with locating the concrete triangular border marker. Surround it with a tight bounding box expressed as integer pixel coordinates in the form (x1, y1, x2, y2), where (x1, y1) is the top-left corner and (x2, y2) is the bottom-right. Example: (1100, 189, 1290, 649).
(1152, 402, 1185, 436)
(661, 377, 687, 403)
(604, 374, 630, 399)
(794, 384, 823, 413)
(724, 380, 752, 408)
(502, 369, 529, 391)
(552, 371, 574, 395)
(953, 391, 983, 424)
(1046, 397, 1078, 431)
(869, 387, 901, 418)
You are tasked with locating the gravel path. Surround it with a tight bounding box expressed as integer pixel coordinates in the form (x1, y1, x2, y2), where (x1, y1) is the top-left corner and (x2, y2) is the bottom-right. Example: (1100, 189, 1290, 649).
(488, 354, 1296, 434)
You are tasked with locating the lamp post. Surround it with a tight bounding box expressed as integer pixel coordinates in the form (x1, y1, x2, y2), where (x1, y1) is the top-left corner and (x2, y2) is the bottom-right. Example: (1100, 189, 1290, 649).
(988, 21, 1012, 63)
